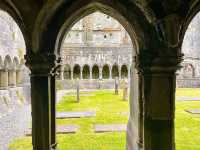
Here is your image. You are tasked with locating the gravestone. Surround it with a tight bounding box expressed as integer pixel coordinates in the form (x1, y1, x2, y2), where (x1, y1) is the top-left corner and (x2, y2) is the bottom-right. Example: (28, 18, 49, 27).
(122, 79, 128, 101)
(115, 77, 119, 95)
(94, 124, 127, 133)
(76, 78, 80, 102)
(25, 125, 79, 136)
(56, 111, 96, 119)
(185, 109, 200, 114)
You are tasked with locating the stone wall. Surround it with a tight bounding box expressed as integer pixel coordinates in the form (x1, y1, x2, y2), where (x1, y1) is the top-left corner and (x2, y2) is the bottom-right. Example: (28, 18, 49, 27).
(0, 86, 31, 150)
(56, 79, 129, 90)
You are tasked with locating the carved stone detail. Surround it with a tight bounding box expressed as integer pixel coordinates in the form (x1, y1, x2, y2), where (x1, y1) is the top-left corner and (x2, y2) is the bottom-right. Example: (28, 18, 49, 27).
(25, 53, 61, 75)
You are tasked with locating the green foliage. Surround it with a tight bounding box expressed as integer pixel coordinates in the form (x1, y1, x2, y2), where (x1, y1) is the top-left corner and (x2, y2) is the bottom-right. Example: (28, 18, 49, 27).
(9, 89, 200, 150)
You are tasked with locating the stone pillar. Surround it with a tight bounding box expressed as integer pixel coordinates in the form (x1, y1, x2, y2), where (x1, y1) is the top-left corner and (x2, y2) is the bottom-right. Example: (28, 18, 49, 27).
(8, 69, 16, 87)
(128, 67, 131, 82)
(80, 67, 83, 80)
(16, 70, 22, 85)
(109, 67, 112, 79)
(99, 67, 103, 79)
(25, 53, 59, 150)
(90, 67, 92, 79)
(119, 66, 122, 80)
(139, 54, 181, 150)
(0, 69, 9, 89)
(51, 75, 57, 149)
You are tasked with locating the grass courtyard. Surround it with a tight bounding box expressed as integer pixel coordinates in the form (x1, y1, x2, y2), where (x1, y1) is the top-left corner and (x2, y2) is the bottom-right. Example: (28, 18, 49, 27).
(9, 89, 200, 150)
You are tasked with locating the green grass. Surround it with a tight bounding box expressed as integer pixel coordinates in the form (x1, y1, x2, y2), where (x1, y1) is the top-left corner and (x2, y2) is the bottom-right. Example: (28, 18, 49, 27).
(9, 89, 200, 150)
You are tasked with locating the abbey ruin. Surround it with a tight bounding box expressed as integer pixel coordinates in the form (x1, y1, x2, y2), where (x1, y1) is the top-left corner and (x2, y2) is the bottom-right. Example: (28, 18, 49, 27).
(0, 1, 200, 149)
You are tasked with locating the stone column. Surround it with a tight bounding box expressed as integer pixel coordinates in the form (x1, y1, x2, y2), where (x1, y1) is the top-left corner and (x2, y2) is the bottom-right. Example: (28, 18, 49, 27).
(8, 69, 16, 87)
(128, 67, 131, 81)
(51, 74, 57, 149)
(119, 66, 122, 80)
(25, 53, 59, 150)
(99, 67, 103, 79)
(0, 69, 9, 89)
(109, 67, 112, 79)
(139, 54, 181, 150)
(80, 67, 83, 80)
(90, 66, 92, 79)
(16, 69, 22, 85)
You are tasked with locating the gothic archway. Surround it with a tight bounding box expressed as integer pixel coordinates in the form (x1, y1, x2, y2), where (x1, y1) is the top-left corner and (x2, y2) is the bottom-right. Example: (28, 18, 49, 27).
(92, 65, 99, 79)
(112, 64, 119, 79)
(82, 65, 90, 79)
(121, 65, 128, 79)
(64, 64, 71, 79)
(73, 64, 81, 79)
(102, 64, 110, 79)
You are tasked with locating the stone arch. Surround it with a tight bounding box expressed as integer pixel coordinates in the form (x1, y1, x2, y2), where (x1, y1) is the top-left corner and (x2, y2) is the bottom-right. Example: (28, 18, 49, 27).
(0, 56, 3, 69)
(121, 64, 128, 79)
(13, 57, 20, 70)
(182, 63, 195, 78)
(112, 64, 119, 79)
(102, 64, 110, 79)
(4, 55, 12, 70)
(82, 65, 90, 79)
(64, 64, 71, 79)
(0, 6, 29, 52)
(179, 2, 200, 48)
(73, 64, 81, 79)
(32, 0, 151, 55)
(92, 65, 99, 79)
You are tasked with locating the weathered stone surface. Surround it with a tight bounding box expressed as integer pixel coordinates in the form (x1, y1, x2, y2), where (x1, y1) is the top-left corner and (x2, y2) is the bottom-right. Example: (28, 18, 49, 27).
(56, 111, 96, 119)
(94, 124, 127, 133)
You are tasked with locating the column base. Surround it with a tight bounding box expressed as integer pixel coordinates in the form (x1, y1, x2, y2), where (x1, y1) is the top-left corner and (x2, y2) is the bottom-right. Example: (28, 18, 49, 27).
(51, 143, 57, 150)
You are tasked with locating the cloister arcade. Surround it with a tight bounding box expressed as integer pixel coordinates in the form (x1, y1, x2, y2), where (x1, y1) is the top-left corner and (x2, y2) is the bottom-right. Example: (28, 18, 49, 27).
(1, 0, 200, 150)
(0, 55, 24, 89)
(61, 63, 130, 80)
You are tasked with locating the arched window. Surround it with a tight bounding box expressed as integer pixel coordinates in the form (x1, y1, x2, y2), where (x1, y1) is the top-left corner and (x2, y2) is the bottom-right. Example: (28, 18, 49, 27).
(82, 65, 90, 79)
(73, 64, 81, 79)
(92, 65, 99, 79)
(102, 64, 110, 79)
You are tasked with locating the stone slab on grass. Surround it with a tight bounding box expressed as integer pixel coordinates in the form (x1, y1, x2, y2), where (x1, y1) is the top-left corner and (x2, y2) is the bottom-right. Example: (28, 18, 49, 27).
(25, 125, 79, 136)
(57, 125, 79, 134)
(185, 109, 200, 114)
(94, 124, 127, 133)
(56, 111, 96, 119)
(176, 97, 200, 101)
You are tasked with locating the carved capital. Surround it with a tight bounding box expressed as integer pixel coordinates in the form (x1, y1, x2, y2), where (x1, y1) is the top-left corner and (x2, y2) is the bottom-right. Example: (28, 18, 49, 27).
(25, 53, 61, 75)
(135, 51, 183, 74)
